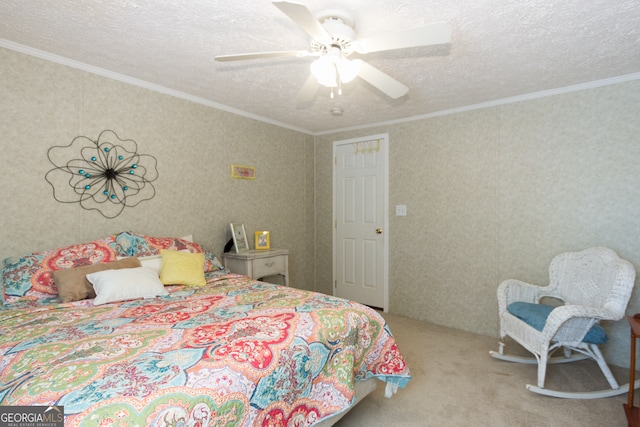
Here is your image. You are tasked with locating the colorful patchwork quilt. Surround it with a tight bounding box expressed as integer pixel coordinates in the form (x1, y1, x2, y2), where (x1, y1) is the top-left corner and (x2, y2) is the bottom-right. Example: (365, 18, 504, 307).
(0, 232, 411, 426)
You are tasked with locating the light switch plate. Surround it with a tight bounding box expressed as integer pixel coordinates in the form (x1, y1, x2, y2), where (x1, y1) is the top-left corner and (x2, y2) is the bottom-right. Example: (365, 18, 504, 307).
(396, 204, 407, 216)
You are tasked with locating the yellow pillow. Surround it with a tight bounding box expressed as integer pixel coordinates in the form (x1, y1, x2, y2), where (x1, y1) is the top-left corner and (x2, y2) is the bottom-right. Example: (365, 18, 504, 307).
(159, 250, 206, 286)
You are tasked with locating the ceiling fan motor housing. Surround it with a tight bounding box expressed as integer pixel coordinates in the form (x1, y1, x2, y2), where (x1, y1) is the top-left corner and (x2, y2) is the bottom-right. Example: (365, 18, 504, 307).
(311, 11, 356, 56)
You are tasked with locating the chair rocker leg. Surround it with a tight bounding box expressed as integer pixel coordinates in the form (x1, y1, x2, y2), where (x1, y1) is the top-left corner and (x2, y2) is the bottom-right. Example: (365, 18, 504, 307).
(588, 343, 619, 389)
(489, 343, 634, 399)
(526, 379, 640, 399)
(521, 344, 636, 399)
(489, 350, 588, 365)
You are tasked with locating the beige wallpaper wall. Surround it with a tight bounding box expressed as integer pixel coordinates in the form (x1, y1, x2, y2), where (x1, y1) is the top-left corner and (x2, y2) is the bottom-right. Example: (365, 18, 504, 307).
(0, 47, 314, 291)
(315, 80, 640, 368)
(3, 44, 640, 369)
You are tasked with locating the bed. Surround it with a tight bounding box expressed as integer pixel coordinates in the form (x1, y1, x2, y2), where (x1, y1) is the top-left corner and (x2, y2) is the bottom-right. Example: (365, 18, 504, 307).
(0, 231, 410, 426)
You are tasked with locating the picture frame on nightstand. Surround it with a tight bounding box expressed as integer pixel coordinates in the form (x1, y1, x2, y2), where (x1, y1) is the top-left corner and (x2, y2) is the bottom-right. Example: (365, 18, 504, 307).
(230, 223, 249, 253)
(255, 231, 270, 250)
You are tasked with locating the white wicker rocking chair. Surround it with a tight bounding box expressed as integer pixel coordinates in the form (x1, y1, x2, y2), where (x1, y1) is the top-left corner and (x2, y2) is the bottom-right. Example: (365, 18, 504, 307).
(489, 247, 637, 398)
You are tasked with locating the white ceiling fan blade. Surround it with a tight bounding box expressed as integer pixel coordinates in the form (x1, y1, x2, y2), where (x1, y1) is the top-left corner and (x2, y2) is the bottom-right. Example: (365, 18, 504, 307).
(296, 74, 319, 103)
(273, 1, 330, 40)
(353, 59, 409, 99)
(354, 22, 451, 54)
(215, 50, 311, 62)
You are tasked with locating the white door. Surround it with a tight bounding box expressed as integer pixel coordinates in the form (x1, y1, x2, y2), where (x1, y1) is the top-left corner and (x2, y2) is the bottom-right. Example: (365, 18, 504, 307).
(333, 134, 388, 310)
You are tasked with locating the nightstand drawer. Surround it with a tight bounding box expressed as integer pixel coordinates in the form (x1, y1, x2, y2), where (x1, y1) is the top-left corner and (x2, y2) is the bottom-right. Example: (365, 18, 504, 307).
(252, 255, 286, 278)
(222, 249, 289, 286)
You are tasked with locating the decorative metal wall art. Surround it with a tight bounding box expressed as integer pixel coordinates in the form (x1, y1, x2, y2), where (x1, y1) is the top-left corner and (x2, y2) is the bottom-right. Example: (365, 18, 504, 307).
(45, 130, 159, 218)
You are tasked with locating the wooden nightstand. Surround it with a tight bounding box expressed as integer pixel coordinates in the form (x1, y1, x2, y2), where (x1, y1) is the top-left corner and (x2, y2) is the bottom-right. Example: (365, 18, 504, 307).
(625, 315, 640, 426)
(222, 249, 289, 286)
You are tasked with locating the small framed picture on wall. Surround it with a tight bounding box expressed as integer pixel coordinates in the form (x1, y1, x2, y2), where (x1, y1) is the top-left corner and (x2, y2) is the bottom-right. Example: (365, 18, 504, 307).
(230, 223, 249, 253)
(255, 231, 270, 250)
(230, 164, 256, 180)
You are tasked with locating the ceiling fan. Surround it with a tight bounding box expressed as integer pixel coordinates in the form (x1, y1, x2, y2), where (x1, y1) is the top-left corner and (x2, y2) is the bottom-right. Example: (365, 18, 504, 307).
(215, 1, 451, 103)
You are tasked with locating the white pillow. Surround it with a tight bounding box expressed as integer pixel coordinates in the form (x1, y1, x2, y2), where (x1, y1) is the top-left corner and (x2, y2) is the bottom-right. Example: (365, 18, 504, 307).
(139, 255, 163, 275)
(87, 266, 169, 305)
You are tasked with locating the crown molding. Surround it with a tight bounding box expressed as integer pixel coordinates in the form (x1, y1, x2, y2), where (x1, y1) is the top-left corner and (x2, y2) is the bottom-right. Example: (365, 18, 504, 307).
(3, 38, 639, 137)
(0, 39, 312, 135)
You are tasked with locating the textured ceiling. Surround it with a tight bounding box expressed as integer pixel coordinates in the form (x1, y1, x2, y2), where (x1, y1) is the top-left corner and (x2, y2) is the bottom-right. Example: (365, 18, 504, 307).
(1, 0, 639, 134)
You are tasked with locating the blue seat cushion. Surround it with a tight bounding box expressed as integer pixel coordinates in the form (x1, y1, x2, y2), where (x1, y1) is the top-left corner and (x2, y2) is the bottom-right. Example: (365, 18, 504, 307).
(507, 302, 608, 345)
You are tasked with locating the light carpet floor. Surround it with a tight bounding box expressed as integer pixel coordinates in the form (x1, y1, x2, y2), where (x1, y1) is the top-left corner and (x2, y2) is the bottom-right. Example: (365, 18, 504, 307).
(335, 312, 630, 426)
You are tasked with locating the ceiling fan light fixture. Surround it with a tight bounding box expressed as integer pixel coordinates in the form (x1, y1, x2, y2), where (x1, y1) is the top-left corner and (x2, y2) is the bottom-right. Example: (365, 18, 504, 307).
(310, 55, 337, 87)
(311, 50, 359, 90)
(336, 57, 358, 83)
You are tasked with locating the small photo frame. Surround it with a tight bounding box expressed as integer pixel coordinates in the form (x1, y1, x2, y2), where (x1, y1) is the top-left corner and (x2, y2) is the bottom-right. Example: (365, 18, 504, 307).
(231, 164, 256, 180)
(255, 231, 270, 250)
(230, 223, 249, 253)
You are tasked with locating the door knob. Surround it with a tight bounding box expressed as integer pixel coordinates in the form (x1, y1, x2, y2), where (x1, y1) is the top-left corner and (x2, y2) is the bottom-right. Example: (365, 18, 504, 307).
(376, 228, 383, 234)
